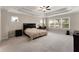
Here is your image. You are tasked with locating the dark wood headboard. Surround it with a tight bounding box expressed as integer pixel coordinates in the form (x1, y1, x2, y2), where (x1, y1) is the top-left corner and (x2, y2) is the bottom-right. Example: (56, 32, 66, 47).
(23, 23, 36, 35)
(23, 23, 36, 30)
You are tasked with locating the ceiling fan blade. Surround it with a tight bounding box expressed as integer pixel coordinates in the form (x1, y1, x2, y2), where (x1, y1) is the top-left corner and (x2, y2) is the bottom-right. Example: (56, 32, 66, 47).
(46, 9, 51, 10)
(46, 6, 50, 8)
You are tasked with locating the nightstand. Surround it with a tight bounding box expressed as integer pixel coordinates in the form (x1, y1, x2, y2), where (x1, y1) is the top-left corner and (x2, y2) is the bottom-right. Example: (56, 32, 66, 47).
(15, 29, 22, 37)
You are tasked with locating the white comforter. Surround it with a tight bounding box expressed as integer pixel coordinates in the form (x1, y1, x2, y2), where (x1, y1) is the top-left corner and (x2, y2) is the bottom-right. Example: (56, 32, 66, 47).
(24, 28, 47, 40)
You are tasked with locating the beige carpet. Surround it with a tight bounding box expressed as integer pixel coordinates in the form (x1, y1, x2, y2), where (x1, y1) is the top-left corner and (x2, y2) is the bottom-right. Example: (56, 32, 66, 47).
(0, 32, 73, 52)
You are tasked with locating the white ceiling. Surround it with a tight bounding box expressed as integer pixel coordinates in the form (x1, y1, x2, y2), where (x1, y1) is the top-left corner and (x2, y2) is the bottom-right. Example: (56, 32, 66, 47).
(2, 6, 79, 17)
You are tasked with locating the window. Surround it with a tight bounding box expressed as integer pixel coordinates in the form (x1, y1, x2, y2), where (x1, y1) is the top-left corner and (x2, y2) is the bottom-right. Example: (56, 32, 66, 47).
(49, 20, 54, 27)
(62, 17, 70, 29)
(40, 19, 44, 26)
(40, 19, 46, 26)
(54, 19, 61, 28)
(49, 18, 61, 28)
(49, 17, 70, 29)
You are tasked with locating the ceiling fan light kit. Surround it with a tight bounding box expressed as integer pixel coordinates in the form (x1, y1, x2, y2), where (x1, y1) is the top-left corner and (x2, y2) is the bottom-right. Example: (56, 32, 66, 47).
(40, 6, 51, 12)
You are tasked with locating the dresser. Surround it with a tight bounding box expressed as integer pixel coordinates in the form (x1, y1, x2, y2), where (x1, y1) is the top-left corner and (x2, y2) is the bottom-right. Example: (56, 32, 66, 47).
(73, 31, 79, 52)
(15, 29, 22, 37)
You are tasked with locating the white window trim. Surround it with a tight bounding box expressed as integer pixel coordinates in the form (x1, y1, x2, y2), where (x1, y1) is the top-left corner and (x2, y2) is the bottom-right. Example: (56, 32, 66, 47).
(61, 17, 70, 30)
(49, 17, 70, 30)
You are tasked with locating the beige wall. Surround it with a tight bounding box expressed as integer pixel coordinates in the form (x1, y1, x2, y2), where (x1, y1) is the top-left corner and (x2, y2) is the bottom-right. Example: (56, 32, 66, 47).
(8, 12, 41, 32)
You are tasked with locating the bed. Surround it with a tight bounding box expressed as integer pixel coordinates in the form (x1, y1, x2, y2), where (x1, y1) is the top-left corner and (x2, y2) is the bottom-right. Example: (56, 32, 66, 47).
(23, 23, 47, 40)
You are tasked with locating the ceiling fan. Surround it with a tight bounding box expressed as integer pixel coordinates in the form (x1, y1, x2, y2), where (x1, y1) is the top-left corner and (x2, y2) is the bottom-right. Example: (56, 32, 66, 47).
(39, 6, 51, 12)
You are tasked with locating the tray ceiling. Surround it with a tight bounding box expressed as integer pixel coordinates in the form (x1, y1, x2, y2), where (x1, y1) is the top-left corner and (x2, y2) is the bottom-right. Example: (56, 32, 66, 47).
(2, 6, 79, 17)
